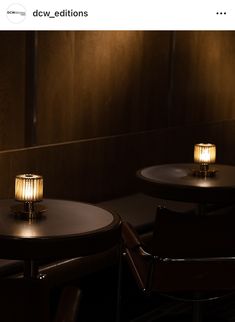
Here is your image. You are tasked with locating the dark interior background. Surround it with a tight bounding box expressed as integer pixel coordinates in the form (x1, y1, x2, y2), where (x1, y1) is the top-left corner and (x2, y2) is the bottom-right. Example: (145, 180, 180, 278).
(0, 31, 234, 201)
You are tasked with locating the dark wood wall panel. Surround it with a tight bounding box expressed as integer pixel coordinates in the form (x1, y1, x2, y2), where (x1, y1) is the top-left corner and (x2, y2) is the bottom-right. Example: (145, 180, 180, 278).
(36, 31, 171, 145)
(0, 129, 168, 202)
(1, 31, 235, 203)
(36, 32, 75, 144)
(73, 31, 170, 138)
(0, 30, 171, 202)
(167, 121, 235, 165)
(0, 32, 26, 150)
(170, 31, 235, 127)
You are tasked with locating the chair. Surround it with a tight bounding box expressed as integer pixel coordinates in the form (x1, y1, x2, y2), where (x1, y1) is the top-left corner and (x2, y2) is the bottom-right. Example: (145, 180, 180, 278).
(122, 205, 235, 322)
(0, 245, 119, 322)
(0, 260, 82, 322)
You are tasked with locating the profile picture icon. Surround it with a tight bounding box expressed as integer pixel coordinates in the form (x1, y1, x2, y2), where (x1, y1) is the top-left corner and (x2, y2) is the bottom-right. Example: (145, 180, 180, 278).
(6, 3, 26, 23)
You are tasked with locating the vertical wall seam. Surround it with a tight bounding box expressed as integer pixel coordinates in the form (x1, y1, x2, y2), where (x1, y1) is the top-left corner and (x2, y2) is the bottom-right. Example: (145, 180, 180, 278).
(25, 31, 38, 147)
(32, 31, 38, 146)
(167, 31, 176, 129)
(166, 31, 176, 162)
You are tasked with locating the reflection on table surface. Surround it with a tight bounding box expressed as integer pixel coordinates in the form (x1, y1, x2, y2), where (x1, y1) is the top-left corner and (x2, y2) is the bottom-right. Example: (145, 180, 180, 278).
(138, 163, 235, 203)
(0, 199, 121, 261)
(139, 163, 235, 188)
(0, 199, 115, 238)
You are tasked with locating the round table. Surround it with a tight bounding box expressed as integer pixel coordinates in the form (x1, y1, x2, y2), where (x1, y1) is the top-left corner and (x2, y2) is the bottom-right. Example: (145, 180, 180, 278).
(0, 199, 121, 278)
(137, 163, 235, 204)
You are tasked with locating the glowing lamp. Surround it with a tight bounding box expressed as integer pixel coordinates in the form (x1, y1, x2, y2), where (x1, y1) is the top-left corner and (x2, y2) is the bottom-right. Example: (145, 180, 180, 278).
(14, 174, 45, 219)
(193, 143, 216, 177)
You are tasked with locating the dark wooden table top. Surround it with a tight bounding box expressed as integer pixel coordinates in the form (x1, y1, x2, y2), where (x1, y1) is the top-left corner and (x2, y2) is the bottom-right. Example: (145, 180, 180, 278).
(0, 199, 121, 260)
(137, 163, 235, 204)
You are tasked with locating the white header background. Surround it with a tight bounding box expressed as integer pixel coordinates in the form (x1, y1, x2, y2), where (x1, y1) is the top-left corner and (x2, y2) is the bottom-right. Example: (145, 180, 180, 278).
(0, 0, 234, 30)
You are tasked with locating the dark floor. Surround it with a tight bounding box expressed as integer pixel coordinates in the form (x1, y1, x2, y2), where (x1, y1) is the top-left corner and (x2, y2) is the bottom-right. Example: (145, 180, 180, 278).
(73, 262, 235, 322)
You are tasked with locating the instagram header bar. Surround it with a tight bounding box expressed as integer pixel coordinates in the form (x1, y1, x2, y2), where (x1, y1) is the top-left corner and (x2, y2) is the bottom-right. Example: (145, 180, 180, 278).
(1, 0, 235, 30)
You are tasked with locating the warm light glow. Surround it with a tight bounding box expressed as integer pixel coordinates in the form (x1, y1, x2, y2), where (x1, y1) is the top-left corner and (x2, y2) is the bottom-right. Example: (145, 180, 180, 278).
(16, 223, 38, 238)
(15, 174, 43, 202)
(194, 143, 216, 164)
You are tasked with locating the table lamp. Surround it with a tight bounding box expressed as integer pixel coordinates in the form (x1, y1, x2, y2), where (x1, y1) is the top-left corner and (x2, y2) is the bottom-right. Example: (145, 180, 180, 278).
(14, 174, 46, 219)
(193, 143, 216, 177)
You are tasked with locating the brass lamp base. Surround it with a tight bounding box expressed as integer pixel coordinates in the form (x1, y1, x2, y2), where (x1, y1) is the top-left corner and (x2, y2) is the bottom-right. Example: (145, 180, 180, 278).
(191, 165, 217, 178)
(12, 202, 47, 220)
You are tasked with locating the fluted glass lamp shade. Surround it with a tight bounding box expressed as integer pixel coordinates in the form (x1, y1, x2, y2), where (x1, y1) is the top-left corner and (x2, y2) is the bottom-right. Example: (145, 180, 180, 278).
(193, 143, 217, 177)
(194, 143, 216, 165)
(15, 174, 43, 202)
(13, 174, 45, 219)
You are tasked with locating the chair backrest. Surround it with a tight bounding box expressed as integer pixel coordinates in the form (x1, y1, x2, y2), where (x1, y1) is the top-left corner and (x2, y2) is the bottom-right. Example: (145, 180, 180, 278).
(122, 205, 235, 294)
(150, 206, 235, 292)
(152, 206, 235, 258)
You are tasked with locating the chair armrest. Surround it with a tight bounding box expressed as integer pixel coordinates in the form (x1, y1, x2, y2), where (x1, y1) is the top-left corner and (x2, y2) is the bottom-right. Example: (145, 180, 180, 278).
(122, 222, 142, 249)
(136, 246, 154, 259)
(122, 222, 153, 259)
(161, 256, 235, 263)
